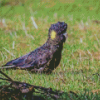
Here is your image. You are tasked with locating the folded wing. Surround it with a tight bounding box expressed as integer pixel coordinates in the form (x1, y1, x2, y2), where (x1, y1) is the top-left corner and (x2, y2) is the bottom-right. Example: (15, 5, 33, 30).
(2, 48, 53, 70)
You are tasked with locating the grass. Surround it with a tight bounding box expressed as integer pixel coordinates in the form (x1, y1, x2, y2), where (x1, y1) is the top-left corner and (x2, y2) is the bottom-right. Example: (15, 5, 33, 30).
(0, 0, 100, 99)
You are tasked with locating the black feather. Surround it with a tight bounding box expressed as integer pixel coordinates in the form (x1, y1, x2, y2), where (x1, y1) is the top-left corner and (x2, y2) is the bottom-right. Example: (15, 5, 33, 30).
(1, 22, 68, 73)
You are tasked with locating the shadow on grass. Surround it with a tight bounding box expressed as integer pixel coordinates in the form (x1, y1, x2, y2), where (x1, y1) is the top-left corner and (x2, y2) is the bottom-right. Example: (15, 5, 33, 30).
(0, 89, 100, 100)
(32, 90, 100, 100)
(0, 70, 100, 100)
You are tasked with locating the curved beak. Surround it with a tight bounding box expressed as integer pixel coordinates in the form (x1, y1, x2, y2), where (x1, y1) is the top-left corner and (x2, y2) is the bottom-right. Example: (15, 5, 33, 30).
(63, 31, 68, 39)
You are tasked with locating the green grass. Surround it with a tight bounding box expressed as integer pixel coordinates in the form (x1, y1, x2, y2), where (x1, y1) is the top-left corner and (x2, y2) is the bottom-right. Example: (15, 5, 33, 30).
(0, 0, 100, 99)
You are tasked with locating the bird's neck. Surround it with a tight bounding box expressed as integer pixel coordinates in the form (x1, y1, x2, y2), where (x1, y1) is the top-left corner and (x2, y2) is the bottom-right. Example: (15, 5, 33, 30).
(46, 38, 60, 46)
(45, 40, 63, 51)
(46, 40, 58, 47)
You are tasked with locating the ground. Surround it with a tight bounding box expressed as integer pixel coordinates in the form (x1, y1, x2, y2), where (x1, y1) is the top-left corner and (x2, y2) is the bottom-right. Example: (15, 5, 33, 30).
(0, 0, 100, 99)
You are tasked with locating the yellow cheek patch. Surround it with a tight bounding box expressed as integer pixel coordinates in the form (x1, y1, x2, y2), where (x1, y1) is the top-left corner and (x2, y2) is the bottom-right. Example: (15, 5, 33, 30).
(51, 31, 56, 40)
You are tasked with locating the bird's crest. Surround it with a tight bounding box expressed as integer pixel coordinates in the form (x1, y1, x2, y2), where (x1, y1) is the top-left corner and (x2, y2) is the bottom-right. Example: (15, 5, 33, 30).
(51, 30, 56, 40)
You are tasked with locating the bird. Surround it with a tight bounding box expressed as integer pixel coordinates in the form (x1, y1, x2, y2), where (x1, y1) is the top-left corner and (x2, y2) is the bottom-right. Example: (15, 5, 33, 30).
(1, 22, 68, 73)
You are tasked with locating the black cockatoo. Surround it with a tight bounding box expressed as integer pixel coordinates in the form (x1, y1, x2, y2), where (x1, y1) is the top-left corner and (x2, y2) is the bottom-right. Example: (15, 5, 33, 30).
(1, 22, 68, 73)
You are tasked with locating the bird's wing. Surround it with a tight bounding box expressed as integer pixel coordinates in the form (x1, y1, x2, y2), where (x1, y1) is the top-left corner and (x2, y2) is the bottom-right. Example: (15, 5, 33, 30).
(1, 48, 53, 70)
(2, 52, 35, 69)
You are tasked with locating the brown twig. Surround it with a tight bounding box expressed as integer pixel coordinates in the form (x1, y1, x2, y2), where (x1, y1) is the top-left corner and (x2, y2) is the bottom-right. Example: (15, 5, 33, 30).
(0, 70, 13, 81)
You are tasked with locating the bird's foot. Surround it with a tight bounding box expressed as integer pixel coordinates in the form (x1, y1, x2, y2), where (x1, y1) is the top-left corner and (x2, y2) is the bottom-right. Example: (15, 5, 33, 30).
(31, 67, 44, 74)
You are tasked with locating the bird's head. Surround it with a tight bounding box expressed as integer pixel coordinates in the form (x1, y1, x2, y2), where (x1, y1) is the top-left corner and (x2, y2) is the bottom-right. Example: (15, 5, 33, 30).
(48, 22, 68, 45)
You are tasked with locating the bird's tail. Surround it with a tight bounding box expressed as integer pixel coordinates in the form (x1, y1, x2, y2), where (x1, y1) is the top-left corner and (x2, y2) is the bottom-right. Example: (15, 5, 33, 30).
(0, 65, 16, 69)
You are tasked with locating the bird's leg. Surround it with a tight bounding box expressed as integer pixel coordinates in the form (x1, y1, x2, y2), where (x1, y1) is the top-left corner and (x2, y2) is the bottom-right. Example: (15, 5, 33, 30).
(30, 65, 47, 74)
